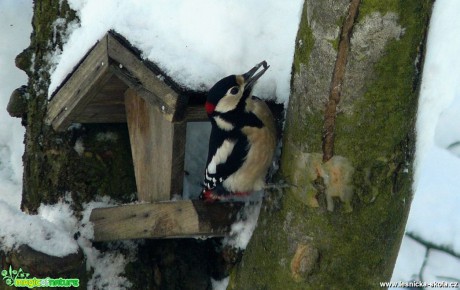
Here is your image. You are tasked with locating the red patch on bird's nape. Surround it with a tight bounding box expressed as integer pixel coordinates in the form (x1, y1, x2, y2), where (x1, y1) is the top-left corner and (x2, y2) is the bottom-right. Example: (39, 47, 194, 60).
(205, 101, 216, 115)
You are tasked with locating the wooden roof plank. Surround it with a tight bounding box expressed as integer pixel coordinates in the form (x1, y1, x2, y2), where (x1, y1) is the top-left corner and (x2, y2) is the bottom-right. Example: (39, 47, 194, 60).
(183, 105, 208, 122)
(89, 200, 243, 241)
(107, 34, 180, 122)
(46, 36, 110, 131)
(109, 64, 173, 117)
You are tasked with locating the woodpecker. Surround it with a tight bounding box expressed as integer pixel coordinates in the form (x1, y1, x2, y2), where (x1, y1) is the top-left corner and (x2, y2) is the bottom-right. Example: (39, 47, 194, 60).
(200, 61, 277, 201)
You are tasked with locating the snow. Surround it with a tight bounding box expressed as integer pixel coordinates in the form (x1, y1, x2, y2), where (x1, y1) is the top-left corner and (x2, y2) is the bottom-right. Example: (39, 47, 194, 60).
(39, 196, 139, 289)
(1, 0, 460, 288)
(223, 196, 263, 250)
(0, 193, 136, 288)
(73, 137, 85, 156)
(392, 237, 427, 282)
(0, 0, 31, 209)
(211, 277, 230, 290)
(78, 196, 138, 289)
(49, 0, 304, 105)
(422, 250, 460, 282)
(412, 0, 460, 180)
(0, 199, 79, 257)
(408, 147, 460, 251)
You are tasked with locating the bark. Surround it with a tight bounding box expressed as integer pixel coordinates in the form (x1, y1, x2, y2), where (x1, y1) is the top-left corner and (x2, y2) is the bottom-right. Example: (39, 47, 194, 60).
(20, 1, 136, 213)
(230, 0, 433, 289)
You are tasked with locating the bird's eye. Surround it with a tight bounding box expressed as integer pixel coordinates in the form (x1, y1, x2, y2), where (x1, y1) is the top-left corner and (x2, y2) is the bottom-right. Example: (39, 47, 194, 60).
(230, 87, 239, 95)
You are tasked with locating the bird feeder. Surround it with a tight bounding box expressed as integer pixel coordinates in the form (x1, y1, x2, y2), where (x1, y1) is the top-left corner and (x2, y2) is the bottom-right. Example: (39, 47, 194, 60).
(46, 31, 242, 241)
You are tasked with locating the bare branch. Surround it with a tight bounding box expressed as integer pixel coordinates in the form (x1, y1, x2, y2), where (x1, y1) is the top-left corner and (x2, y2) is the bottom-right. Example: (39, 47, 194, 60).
(406, 232, 460, 259)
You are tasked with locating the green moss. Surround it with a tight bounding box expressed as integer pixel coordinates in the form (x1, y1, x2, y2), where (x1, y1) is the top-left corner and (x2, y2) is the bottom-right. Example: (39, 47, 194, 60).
(233, 167, 412, 289)
(73, 124, 136, 203)
(233, 188, 407, 288)
(292, 3, 314, 73)
(284, 109, 324, 153)
(328, 37, 339, 52)
(359, 0, 433, 26)
(328, 14, 344, 52)
(358, 0, 399, 21)
(335, 0, 432, 173)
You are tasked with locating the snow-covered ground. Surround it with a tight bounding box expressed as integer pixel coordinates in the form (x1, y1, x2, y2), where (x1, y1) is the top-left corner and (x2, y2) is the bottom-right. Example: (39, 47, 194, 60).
(1, 0, 459, 289)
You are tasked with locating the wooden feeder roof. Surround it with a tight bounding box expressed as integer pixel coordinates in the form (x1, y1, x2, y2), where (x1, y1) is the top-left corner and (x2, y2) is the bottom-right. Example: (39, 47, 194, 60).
(46, 31, 207, 131)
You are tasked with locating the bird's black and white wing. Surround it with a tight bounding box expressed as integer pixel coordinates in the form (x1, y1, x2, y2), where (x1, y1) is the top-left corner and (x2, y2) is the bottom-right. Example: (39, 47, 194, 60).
(204, 128, 248, 195)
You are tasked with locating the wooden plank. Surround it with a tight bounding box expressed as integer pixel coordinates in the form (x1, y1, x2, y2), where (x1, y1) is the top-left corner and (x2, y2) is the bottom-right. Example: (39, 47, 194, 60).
(107, 34, 180, 122)
(125, 88, 186, 202)
(183, 105, 208, 122)
(76, 112, 126, 123)
(75, 74, 128, 123)
(89, 200, 243, 241)
(46, 35, 111, 131)
(109, 65, 172, 118)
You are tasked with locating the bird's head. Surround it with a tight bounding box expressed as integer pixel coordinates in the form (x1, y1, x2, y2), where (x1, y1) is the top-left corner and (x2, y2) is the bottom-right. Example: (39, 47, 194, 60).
(205, 61, 269, 116)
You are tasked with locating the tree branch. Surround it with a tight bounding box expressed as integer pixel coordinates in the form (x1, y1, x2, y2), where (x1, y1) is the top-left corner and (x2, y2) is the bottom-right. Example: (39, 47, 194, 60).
(322, 0, 361, 162)
(406, 232, 460, 259)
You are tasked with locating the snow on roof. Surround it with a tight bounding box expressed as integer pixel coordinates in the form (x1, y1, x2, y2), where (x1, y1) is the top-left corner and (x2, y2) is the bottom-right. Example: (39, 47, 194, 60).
(49, 0, 304, 105)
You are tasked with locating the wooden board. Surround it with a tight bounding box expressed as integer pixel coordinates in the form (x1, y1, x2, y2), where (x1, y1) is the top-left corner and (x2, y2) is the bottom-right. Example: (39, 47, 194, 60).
(75, 74, 128, 123)
(107, 34, 181, 122)
(89, 200, 243, 241)
(125, 88, 186, 201)
(46, 37, 111, 131)
(183, 105, 208, 122)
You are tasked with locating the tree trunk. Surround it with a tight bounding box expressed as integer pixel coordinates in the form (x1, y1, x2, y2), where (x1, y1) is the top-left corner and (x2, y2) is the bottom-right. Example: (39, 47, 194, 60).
(230, 0, 433, 289)
(19, 1, 137, 214)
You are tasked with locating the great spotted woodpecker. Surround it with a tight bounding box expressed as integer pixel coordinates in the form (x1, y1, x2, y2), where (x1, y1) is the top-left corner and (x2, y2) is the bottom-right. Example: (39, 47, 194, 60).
(200, 61, 276, 201)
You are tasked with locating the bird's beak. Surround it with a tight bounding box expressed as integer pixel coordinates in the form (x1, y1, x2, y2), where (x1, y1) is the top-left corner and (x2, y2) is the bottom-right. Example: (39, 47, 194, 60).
(243, 61, 270, 90)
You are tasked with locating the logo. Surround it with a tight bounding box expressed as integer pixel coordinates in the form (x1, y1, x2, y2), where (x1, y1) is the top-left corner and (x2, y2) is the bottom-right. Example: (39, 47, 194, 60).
(1, 266, 79, 288)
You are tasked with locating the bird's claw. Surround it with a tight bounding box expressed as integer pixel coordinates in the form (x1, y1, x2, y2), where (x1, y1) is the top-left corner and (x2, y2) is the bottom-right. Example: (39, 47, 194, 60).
(200, 189, 250, 203)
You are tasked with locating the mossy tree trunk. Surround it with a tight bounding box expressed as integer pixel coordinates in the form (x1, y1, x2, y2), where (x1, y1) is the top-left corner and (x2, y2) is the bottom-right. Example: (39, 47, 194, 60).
(19, 1, 136, 214)
(230, 0, 433, 289)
